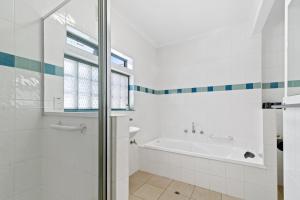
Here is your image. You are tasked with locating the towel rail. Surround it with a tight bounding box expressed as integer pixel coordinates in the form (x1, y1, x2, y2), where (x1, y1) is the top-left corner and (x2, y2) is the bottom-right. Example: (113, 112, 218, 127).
(50, 121, 87, 134)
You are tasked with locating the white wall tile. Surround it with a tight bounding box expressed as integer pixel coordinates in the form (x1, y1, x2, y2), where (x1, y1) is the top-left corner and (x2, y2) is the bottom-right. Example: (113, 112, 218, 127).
(14, 188, 41, 200)
(195, 171, 210, 189)
(0, 20, 15, 54)
(226, 178, 244, 199)
(244, 182, 276, 200)
(14, 22, 42, 61)
(208, 160, 226, 177)
(209, 175, 226, 193)
(0, 0, 14, 22)
(0, 133, 14, 166)
(13, 159, 41, 194)
(15, 100, 43, 131)
(15, 69, 41, 101)
(225, 163, 244, 181)
(0, 67, 16, 100)
(14, 130, 41, 162)
(0, 164, 13, 200)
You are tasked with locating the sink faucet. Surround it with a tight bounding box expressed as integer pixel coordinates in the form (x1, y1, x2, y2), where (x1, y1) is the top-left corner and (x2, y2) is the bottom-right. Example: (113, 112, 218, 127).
(192, 122, 196, 134)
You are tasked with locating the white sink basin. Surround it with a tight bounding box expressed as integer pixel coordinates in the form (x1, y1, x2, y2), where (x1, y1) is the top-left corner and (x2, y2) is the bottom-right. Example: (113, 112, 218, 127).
(129, 126, 140, 137)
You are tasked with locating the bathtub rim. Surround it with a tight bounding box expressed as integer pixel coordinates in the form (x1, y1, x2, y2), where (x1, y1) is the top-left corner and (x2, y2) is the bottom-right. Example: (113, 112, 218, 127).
(140, 138, 266, 169)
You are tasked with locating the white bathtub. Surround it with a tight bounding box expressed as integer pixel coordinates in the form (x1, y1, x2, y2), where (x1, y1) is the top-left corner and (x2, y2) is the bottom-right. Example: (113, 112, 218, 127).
(139, 138, 267, 199)
(142, 138, 264, 168)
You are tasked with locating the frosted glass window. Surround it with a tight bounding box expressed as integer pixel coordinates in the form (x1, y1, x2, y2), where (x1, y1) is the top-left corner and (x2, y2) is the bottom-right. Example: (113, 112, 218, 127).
(64, 57, 130, 111)
(64, 57, 98, 110)
(111, 71, 129, 110)
(64, 58, 78, 109)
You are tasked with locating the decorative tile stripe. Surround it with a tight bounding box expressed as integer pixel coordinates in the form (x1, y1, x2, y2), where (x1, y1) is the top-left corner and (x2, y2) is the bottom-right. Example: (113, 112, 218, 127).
(44, 63, 64, 76)
(0, 51, 63, 76)
(0, 52, 15, 67)
(131, 81, 300, 95)
(130, 82, 263, 95)
(2, 51, 300, 95)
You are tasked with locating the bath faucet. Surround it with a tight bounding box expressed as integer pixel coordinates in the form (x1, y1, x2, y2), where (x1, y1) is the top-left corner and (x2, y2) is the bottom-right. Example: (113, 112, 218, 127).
(192, 122, 196, 134)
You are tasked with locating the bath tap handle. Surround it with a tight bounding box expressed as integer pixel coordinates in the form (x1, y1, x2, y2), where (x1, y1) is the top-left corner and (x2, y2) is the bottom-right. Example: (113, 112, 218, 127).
(192, 122, 196, 134)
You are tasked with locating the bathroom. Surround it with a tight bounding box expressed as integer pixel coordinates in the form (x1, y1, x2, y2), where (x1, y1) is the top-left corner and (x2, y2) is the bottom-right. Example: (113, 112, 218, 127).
(0, 0, 300, 199)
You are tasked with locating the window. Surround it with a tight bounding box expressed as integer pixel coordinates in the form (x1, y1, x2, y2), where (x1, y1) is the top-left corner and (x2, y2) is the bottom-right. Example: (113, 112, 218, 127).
(64, 27, 133, 111)
(111, 71, 129, 110)
(66, 27, 98, 56)
(64, 55, 98, 111)
(111, 53, 127, 67)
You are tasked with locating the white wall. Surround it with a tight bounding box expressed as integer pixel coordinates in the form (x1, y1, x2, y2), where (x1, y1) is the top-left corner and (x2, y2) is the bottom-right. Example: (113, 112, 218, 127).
(262, 0, 285, 103)
(262, 0, 285, 186)
(111, 11, 160, 175)
(156, 22, 263, 152)
(0, 0, 44, 199)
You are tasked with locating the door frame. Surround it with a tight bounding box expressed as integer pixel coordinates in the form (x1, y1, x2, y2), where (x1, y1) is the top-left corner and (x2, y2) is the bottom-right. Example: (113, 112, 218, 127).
(98, 0, 111, 199)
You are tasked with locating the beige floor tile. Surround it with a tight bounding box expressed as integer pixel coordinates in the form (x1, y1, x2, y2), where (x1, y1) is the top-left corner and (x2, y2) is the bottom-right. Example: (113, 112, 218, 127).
(134, 184, 164, 200)
(129, 179, 145, 194)
(222, 194, 242, 200)
(166, 180, 195, 197)
(129, 195, 144, 200)
(158, 190, 189, 200)
(147, 175, 172, 189)
(130, 171, 153, 184)
(191, 187, 221, 200)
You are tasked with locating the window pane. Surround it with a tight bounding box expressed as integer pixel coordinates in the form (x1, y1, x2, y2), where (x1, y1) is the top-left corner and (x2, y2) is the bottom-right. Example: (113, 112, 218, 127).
(78, 63, 92, 79)
(92, 67, 98, 81)
(64, 58, 77, 76)
(64, 59, 77, 109)
(64, 94, 77, 109)
(92, 96, 98, 109)
(111, 54, 126, 67)
(66, 37, 97, 55)
(111, 72, 129, 109)
(78, 95, 91, 109)
(77, 63, 92, 109)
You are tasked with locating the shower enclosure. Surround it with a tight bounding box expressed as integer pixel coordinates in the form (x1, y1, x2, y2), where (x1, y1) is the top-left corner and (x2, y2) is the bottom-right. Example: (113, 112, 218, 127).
(0, 0, 110, 199)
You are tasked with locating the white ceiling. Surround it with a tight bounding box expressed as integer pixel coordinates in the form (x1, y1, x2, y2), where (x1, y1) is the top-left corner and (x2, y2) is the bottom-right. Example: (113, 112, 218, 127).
(111, 0, 261, 47)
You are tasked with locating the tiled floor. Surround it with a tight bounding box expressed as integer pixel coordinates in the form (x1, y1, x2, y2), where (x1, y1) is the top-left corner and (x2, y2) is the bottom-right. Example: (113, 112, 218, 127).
(129, 171, 241, 200)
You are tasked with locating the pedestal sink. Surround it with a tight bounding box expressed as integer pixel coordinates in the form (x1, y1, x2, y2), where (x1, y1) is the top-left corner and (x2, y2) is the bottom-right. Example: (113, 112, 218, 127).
(129, 126, 140, 138)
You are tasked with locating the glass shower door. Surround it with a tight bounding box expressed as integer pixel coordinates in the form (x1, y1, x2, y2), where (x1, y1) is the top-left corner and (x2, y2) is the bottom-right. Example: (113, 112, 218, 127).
(42, 0, 109, 199)
(283, 0, 300, 199)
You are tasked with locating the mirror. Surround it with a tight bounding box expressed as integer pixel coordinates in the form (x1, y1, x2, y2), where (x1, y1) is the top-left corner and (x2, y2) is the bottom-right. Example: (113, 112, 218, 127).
(287, 0, 300, 96)
(43, 0, 135, 113)
(43, 0, 99, 113)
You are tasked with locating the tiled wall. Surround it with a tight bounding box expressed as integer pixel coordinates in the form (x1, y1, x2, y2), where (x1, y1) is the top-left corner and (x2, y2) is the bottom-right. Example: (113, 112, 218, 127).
(111, 116, 129, 200)
(0, 0, 101, 200)
(111, 11, 161, 175)
(0, 0, 44, 199)
(155, 22, 264, 153)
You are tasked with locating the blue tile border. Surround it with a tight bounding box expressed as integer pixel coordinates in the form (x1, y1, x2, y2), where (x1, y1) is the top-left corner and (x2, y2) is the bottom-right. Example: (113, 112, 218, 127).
(0, 51, 64, 76)
(0, 52, 15, 67)
(1, 51, 300, 95)
(130, 81, 300, 95)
